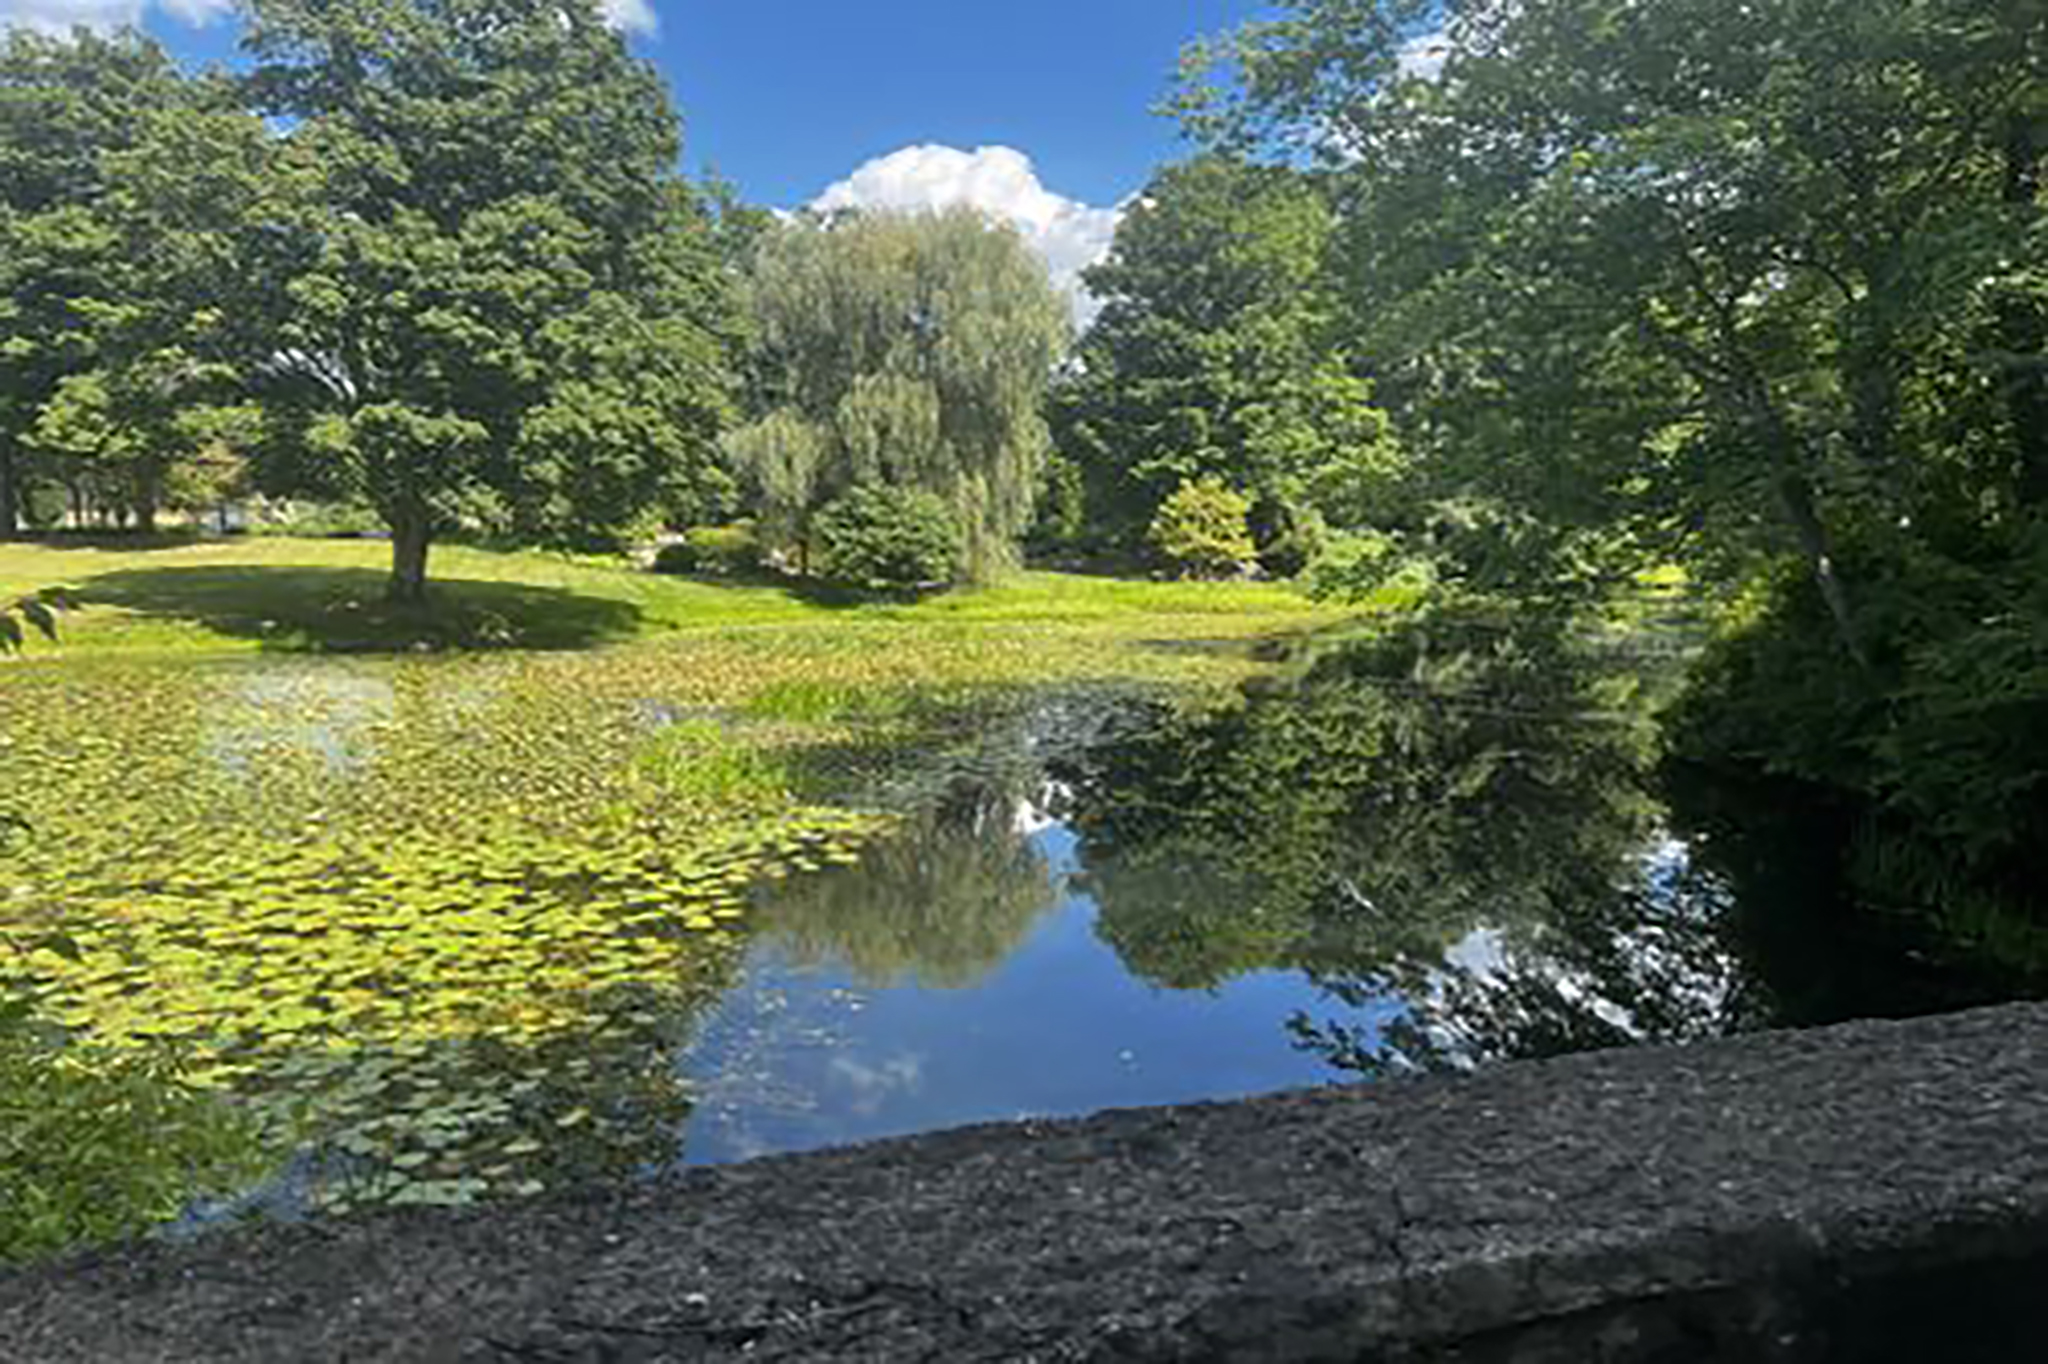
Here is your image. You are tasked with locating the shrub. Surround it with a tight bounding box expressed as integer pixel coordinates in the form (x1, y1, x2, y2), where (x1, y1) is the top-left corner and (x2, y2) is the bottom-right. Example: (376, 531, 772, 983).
(813, 485, 963, 593)
(246, 501, 387, 539)
(1250, 500, 1328, 579)
(0, 1033, 272, 1264)
(1148, 477, 1255, 579)
(652, 521, 760, 577)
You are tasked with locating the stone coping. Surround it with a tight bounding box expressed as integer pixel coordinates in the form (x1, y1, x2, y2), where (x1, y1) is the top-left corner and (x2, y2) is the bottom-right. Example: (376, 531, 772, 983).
(6, 1003, 2048, 1361)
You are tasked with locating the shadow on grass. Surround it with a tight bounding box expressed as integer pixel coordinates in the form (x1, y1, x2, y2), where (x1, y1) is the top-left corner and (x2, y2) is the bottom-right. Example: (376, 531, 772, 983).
(782, 578, 951, 610)
(14, 529, 213, 553)
(79, 566, 644, 653)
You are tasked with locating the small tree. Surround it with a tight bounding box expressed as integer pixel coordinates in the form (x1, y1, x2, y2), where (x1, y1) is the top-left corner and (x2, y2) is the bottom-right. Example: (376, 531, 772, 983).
(813, 485, 964, 593)
(1149, 477, 1255, 579)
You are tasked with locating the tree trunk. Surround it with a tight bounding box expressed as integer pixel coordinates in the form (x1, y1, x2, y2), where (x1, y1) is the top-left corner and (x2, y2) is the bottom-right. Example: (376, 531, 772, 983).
(387, 515, 432, 605)
(2003, 111, 2048, 507)
(0, 441, 17, 539)
(1776, 471, 1868, 668)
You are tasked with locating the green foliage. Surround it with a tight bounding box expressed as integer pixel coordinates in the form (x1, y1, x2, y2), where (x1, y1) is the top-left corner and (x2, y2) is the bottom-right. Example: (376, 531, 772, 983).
(242, 0, 737, 601)
(730, 208, 1069, 581)
(1672, 525, 2048, 969)
(0, 28, 202, 536)
(1148, 477, 1255, 579)
(1179, 0, 2048, 956)
(0, 588, 65, 654)
(0, 1034, 274, 1265)
(812, 485, 964, 594)
(633, 718, 793, 808)
(1050, 156, 1404, 554)
(1180, 0, 2045, 612)
(245, 501, 389, 540)
(651, 521, 761, 577)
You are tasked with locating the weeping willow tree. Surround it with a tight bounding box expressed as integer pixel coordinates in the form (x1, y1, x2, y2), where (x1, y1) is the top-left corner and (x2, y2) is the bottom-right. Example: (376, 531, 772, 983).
(732, 208, 1070, 581)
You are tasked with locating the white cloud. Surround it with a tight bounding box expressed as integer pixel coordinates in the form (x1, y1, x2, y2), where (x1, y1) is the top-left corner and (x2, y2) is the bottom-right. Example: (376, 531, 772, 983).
(1397, 28, 1452, 82)
(597, 0, 655, 35)
(0, 0, 215, 31)
(811, 144, 1122, 329)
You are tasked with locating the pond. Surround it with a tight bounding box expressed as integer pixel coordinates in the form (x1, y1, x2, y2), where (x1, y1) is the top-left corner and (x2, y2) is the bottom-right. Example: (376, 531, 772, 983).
(0, 619, 2029, 1245)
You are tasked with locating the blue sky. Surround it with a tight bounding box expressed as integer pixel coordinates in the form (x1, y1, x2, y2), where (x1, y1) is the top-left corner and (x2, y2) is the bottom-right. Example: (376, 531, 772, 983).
(647, 1, 1266, 207)
(5, 0, 1274, 315)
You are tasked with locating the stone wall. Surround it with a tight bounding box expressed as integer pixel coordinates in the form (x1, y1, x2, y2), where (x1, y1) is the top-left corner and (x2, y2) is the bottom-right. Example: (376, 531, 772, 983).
(6, 1004, 2047, 1361)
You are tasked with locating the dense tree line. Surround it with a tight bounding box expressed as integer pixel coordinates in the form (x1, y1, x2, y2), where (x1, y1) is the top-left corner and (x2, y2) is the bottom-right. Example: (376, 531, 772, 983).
(1166, 0, 2048, 956)
(0, 4, 1073, 600)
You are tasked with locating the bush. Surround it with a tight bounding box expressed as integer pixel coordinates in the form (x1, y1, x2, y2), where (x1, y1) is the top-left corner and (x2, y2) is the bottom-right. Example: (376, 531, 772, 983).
(1250, 499, 1328, 579)
(650, 543, 691, 575)
(813, 486, 963, 593)
(1148, 477, 1255, 579)
(652, 521, 761, 577)
(0, 1033, 272, 1264)
(246, 501, 387, 539)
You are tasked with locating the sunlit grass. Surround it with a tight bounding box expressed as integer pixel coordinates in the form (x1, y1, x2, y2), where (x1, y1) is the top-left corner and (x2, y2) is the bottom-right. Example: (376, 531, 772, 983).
(0, 537, 1337, 658)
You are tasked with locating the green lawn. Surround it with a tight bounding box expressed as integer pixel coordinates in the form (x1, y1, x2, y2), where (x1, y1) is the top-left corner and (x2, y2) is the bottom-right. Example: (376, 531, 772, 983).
(0, 536, 1336, 657)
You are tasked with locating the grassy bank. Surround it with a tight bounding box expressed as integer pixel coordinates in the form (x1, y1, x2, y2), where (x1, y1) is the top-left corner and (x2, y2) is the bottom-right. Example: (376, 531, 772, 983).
(0, 536, 1335, 657)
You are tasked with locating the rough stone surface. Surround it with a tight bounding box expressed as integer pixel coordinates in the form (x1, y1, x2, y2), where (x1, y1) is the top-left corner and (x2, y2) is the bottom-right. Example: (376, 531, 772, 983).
(6, 1004, 2048, 1362)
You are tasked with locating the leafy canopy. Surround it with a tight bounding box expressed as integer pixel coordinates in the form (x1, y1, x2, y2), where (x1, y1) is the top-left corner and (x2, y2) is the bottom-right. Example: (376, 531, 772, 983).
(1051, 155, 1401, 562)
(244, 0, 737, 600)
(730, 207, 1070, 582)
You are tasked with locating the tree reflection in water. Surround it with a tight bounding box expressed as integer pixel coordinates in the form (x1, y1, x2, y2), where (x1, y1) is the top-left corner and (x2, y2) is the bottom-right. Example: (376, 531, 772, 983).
(752, 776, 1061, 990)
(1053, 604, 2035, 1079)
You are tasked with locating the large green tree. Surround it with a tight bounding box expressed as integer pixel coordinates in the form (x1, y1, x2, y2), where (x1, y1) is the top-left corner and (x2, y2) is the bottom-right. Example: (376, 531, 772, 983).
(730, 207, 1070, 582)
(1051, 155, 1400, 562)
(243, 0, 736, 601)
(0, 29, 189, 536)
(26, 90, 284, 532)
(1181, 0, 2047, 633)
(1183, 0, 2048, 945)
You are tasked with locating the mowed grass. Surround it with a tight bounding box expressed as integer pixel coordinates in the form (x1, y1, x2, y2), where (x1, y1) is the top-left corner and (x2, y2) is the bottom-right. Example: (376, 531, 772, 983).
(0, 535, 1340, 659)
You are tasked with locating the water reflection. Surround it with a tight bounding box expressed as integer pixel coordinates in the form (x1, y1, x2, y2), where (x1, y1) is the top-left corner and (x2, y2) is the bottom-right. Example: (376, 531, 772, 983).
(682, 812, 1342, 1163)
(688, 608, 2044, 1153)
(204, 664, 397, 778)
(1051, 617, 1666, 1001)
(752, 778, 1061, 989)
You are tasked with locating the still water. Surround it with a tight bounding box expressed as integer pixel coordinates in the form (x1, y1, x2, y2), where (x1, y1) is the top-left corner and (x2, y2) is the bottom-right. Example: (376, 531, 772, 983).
(681, 811, 1360, 1163)
(675, 631, 2023, 1163)
(6, 623, 2025, 1231)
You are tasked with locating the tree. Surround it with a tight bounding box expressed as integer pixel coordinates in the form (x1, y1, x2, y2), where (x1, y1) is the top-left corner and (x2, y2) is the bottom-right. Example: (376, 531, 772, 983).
(1147, 476, 1255, 578)
(1182, 0, 2048, 950)
(0, 29, 189, 537)
(242, 0, 736, 602)
(1050, 155, 1401, 562)
(24, 90, 281, 533)
(730, 207, 1070, 582)
(1179, 0, 2047, 643)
